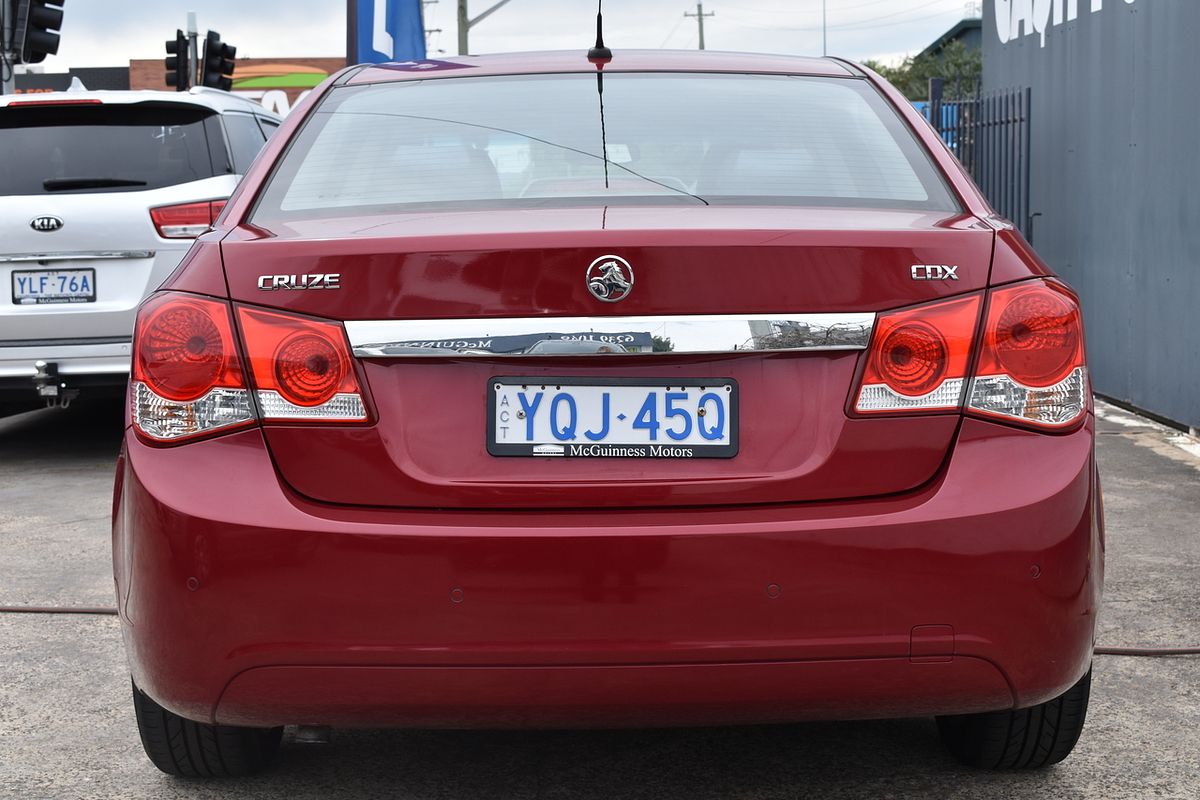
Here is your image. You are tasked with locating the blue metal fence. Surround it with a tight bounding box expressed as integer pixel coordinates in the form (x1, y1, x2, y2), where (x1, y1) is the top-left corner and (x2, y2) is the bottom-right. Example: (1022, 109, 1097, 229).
(918, 84, 1033, 241)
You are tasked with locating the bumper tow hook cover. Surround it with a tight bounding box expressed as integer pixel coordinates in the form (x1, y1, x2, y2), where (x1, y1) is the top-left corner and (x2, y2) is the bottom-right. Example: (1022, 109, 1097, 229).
(911, 625, 956, 663)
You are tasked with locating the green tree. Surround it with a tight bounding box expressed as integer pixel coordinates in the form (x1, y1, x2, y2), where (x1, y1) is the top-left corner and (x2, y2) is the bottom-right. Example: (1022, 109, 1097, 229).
(863, 40, 981, 101)
(652, 335, 675, 352)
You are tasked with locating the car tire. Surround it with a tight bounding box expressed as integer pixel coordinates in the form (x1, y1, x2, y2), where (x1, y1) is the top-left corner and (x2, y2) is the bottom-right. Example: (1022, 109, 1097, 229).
(132, 680, 283, 777)
(936, 667, 1092, 769)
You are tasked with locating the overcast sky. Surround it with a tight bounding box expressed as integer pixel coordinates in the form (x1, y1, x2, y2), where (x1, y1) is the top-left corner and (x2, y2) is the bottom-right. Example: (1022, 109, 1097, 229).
(39, 0, 981, 71)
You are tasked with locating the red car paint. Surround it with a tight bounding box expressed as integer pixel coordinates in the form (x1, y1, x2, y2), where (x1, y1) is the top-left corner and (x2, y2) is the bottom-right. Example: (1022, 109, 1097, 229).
(115, 51, 1102, 730)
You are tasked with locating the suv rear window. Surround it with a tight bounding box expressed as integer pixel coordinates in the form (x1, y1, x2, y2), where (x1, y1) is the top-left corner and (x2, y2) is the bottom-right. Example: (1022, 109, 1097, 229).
(0, 102, 222, 194)
(254, 72, 958, 221)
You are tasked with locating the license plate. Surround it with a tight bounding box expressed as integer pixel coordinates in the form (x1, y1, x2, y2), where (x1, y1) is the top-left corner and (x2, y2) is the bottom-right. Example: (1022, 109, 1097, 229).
(12, 269, 96, 305)
(488, 377, 739, 458)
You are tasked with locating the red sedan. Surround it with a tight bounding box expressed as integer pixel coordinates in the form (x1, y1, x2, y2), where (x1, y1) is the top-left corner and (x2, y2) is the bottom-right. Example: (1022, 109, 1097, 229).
(114, 50, 1101, 777)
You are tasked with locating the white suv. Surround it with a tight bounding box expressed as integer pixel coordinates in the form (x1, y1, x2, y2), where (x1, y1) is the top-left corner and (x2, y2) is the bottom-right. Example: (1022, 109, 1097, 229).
(0, 87, 280, 414)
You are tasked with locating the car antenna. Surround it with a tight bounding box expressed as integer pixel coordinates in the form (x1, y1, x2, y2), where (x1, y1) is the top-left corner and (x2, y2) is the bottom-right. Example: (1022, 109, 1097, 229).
(588, 0, 613, 62)
(588, 1, 612, 188)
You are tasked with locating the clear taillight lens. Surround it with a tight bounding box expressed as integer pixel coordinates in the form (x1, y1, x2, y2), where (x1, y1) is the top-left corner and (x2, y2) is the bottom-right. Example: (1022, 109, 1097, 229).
(236, 307, 368, 422)
(149, 200, 226, 239)
(855, 294, 982, 413)
(131, 293, 254, 441)
(967, 280, 1088, 429)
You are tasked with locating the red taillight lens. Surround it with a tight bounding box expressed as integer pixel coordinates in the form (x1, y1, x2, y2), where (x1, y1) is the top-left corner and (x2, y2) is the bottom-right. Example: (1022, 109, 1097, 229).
(6, 98, 103, 107)
(237, 307, 367, 421)
(273, 332, 347, 406)
(856, 294, 981, 413)
(134, 294, 242, 402)
(968, 280, 1088, 429)
(986, 285, 1081, 387)
(874, 322, 948, 396)
(149, 200, 226, 239)
(131, 293, 254, 442)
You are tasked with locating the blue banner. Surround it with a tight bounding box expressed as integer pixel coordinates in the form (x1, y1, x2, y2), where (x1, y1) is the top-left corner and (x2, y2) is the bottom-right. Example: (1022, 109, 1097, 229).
(352, 0, 426, 63)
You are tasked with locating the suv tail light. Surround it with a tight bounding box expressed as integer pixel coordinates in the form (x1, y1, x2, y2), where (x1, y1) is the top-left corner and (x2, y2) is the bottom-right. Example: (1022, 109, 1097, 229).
(856, 294, 981, 413)
(149, 200, 226, 239)
(236, 307, 368, 422)
(967, 280, 1088, 429)
(131, 293, 254, 441)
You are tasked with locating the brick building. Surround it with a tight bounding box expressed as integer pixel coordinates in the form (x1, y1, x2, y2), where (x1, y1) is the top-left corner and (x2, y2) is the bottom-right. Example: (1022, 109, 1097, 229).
(129, 57, 345, 115)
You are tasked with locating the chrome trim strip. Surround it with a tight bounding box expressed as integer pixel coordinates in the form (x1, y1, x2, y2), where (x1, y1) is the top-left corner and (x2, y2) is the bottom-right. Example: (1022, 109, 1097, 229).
(0, 336, 131, 348)
(346, 313, 875, 357)
(0, 250, 155, 263)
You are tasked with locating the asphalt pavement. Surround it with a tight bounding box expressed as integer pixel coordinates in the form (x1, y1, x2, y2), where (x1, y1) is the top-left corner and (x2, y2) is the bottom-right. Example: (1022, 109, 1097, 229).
(1, 397, 1198, 799)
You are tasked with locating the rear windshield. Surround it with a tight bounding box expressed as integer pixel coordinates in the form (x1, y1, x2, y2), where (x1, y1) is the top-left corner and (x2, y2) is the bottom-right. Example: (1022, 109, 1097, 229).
(0, 102, 221, 194)
(254, 72, 958, 221)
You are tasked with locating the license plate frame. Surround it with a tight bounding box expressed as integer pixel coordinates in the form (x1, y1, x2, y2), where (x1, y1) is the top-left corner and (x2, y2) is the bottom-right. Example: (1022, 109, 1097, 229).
(11, 268, 97, 305)
(487, 376, 739, 459)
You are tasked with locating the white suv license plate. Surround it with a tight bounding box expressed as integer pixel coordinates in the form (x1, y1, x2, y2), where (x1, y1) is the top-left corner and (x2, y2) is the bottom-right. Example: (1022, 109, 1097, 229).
(12, 269, 96, 305)
(488, 377, 739, 459)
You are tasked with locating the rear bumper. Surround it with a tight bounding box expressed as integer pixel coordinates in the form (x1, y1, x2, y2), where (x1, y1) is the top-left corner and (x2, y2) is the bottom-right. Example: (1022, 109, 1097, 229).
(0, 340, 130, 388)
(0, 341, 129, 406)
(114, 416, 1103, 728)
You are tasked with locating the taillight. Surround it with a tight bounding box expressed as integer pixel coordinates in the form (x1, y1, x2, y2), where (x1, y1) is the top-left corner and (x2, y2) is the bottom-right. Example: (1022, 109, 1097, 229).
(6, 98, 103, 107)
(149, 200, 226, 239)
(236, 307, 368, 422)
(131, 293, 254, 441)
(856, 294, 981, 413)
(967, 280, 1088, 429)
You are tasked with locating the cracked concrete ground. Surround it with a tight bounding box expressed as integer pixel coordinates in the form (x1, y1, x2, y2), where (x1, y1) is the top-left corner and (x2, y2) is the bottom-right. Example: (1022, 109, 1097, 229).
(1, 398, 1197, 799)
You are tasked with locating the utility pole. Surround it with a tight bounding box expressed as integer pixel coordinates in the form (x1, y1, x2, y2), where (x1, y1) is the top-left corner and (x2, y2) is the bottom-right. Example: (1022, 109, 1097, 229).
(423, 0, 441, 51)
(2, 0, 15, 95)
(456, 0, 515, 56)
(684, 3, 714, 51)
(186, 11, 199, 89)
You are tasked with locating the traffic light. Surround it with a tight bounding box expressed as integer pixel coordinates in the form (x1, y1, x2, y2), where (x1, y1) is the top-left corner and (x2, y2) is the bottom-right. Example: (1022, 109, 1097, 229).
(164, 29, 190, 91)
(201, 30, 236, 91)
(15, 0, 65, 64)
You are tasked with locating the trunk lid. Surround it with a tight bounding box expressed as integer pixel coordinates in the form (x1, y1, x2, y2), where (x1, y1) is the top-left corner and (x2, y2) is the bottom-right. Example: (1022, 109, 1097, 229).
(222, 206, 993, 509)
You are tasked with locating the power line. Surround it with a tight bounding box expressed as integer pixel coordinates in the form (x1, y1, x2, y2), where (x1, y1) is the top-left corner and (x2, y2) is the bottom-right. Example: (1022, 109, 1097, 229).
(659, 14, 686, 48)
(830, 7, 964, 32)
(726, 0, 960, 34)
(828, 0, 961, 29)
(749, 0, 910, 13)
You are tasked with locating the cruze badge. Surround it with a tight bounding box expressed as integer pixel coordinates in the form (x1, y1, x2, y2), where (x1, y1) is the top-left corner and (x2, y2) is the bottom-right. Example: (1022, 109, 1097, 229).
(911, 264, 959, 281)
(586, 255, 634, 302)
(256, 273, 341, 291)
(30, 215, 64, 232)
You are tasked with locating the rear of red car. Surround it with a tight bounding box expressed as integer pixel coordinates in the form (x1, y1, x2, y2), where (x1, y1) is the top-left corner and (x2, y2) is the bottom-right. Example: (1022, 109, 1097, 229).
(113, 52, 1102, 777)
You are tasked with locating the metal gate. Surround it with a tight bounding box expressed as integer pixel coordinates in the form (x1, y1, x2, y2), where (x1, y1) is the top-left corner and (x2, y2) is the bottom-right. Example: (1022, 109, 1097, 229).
(925, 81, 1033, 241)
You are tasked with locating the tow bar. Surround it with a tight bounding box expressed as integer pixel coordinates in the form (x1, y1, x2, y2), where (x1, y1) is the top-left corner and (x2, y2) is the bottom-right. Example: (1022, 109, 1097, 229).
(32, 361, 80, 409)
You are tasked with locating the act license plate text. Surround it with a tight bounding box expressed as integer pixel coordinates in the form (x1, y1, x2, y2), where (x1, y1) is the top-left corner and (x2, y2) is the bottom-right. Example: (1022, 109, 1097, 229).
(12, 269, 96, 305)
(488, 378, 738, 458)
